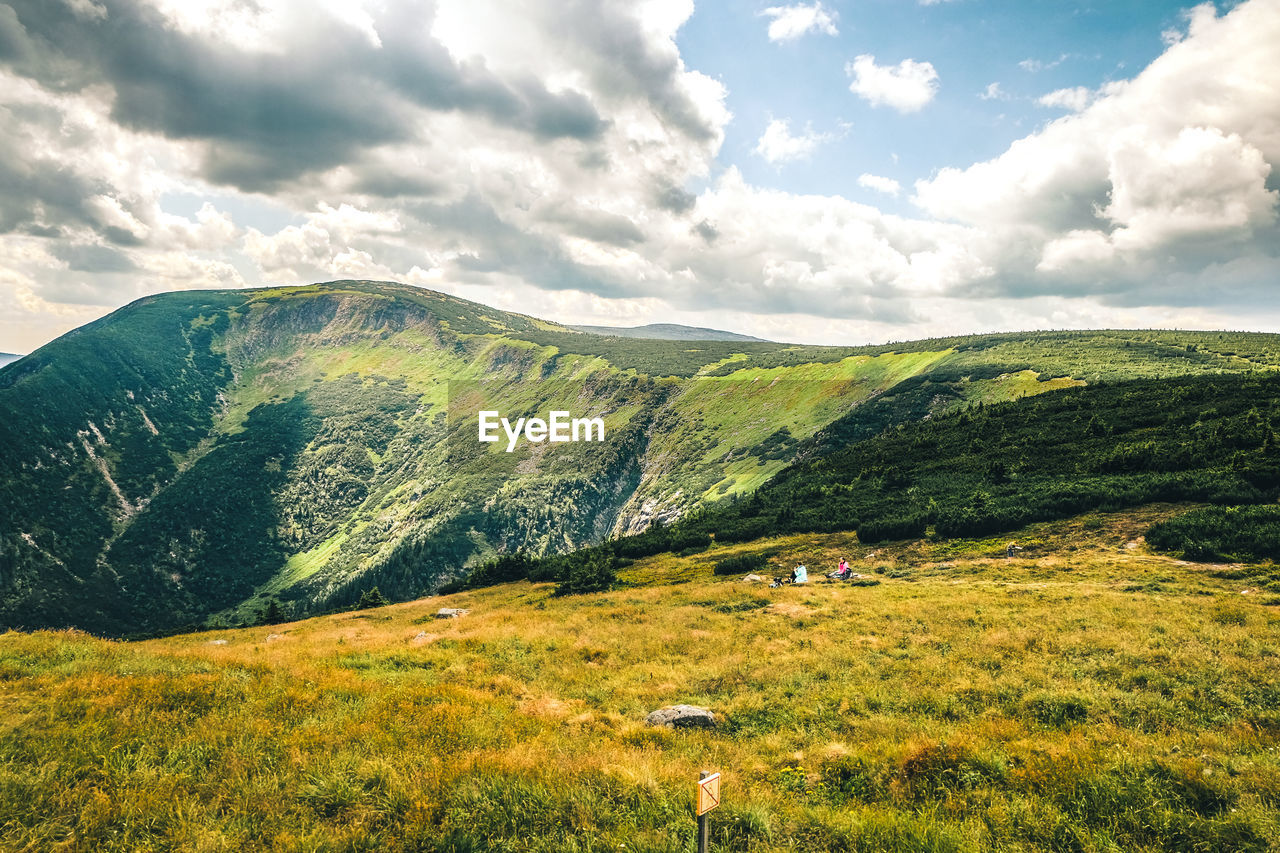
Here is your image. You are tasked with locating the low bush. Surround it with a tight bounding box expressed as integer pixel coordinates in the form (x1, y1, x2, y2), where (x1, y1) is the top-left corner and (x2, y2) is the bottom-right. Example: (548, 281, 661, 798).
(1147, 504, 1280, 563)
(713, 553, 770, 576)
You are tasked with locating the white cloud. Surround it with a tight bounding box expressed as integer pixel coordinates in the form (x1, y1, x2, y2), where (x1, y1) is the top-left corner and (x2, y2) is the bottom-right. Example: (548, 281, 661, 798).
(2, 0, 1280, 353)
(1103, 126, 1277, 251)
(760, 3, 838, 42)
(754, 119, 833, 164)
(846, 54, 940, 113)
(980, 82, 1007, 101)
(1037, 86, 1093, 112)
(915, 0, 1280, 299)
(155, 203, 240, 251)
(857, 174, 902, 196)
(1019, 54, 1069, 73)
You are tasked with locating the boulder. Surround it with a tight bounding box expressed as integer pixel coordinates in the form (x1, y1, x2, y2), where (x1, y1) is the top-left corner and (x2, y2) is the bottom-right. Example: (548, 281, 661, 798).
(436, 608, 470, 619)
(645, 704, 717, 729)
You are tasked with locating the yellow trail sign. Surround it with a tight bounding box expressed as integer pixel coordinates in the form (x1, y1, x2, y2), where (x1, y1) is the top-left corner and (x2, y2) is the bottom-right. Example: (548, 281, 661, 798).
(696, 772, 721, 816)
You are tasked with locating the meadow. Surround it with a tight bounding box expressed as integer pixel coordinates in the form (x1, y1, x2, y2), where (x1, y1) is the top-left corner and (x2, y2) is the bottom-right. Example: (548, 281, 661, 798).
(1, 506, 1277, 851)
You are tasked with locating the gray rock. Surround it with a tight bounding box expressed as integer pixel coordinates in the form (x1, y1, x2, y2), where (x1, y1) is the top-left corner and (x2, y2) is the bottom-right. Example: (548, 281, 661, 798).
(436, 608, 470, 619)
(645, 704, 717, 729)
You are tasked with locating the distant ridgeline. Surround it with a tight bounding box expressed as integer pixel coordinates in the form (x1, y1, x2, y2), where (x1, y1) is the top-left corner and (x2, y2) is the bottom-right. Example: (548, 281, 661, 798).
(3, 279, 1280, 635)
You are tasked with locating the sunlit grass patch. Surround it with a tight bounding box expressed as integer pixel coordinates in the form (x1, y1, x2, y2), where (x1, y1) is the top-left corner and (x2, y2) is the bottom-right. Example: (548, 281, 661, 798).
(2, 508, 1279, 850)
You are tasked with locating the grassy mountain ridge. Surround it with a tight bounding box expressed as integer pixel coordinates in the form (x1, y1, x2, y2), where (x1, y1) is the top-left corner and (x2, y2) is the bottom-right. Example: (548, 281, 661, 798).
(4, 279, 1280, 635)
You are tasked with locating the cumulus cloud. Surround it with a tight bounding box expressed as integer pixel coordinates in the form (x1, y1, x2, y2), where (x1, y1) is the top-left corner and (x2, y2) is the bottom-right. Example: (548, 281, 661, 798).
(858, 174, 902, 196)
(760, 3, 838, 42)
(846, 55, 940, 113)
(0, 0, 1278, 353)
(1103, 126, 1276, 251)
(754, 119, 833, 164)
(0, 0, 731, 343)
(0, 0, 619, 192)
(980, 82, 1007, 101)
(916, 0, 1280, 302)
(1037, 86, 1093, 111)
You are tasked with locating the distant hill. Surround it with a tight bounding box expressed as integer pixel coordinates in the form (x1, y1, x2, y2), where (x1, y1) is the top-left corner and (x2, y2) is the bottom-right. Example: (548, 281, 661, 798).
(569, 322, 767, 342)
(4, 278, 1280, 635)
(0, 353, 21, 368)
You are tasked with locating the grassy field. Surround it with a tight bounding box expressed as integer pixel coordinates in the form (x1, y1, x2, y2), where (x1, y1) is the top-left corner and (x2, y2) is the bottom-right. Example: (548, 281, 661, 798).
(2, 506, 1278, 852)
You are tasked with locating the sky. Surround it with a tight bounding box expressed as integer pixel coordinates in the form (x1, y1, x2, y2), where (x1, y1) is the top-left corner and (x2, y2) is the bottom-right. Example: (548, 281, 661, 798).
(0, 0, 1277, 352)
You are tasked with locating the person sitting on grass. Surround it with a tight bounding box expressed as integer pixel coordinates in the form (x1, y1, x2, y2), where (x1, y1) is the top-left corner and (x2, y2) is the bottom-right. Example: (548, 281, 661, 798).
(828, 558, 851, 580)
(791, 563, 808, 584)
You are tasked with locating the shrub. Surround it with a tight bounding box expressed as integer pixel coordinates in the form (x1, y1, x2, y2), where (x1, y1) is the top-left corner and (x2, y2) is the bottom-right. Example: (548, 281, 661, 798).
(463, 551, 534, 589)
(554, 550, 617, 596)
(356, 587, 389, 609)
(713, 553, 769, 576)
(859, 514, 929, 543)
(669, 529, 711, 552)
(1147, 504, 1280, 563)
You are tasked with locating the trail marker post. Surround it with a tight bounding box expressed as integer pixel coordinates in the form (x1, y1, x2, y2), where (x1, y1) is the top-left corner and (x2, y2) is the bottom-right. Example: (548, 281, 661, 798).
(696, 771, 720, 853)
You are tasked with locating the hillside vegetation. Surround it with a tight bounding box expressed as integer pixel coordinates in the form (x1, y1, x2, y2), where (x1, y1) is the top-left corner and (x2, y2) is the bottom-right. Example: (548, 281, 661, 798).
(469, 372, 1280, 589)
(1, 507, 1277, 851)
(3, 279, 1280, 635)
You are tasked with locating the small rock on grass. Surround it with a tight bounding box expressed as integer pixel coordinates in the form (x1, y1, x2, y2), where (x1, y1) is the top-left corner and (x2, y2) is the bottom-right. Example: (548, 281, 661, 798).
(645, 704, 717, 729)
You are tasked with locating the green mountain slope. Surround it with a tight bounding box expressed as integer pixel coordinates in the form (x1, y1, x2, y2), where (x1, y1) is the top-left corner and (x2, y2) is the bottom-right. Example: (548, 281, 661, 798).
(3, 279, 1279, 635)
(527, 373, 1280, 581)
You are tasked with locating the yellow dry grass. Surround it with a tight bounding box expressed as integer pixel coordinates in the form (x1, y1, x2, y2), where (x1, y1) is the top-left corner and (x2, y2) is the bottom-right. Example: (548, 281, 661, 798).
(1, 506, 1278, 851)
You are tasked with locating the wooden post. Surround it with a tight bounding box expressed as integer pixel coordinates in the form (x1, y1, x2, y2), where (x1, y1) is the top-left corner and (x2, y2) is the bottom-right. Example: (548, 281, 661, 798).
(697, 771, 710, 853)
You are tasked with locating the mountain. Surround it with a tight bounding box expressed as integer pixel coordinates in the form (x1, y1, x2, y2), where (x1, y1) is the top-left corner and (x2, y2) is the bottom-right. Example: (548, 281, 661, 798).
(3, 279, 1280, 635)
(568, 322, 767, 342)
(0, 353, 21, 368)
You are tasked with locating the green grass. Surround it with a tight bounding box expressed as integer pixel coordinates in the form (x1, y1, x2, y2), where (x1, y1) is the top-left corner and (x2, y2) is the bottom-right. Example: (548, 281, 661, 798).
(1, 508, 1278, 851)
